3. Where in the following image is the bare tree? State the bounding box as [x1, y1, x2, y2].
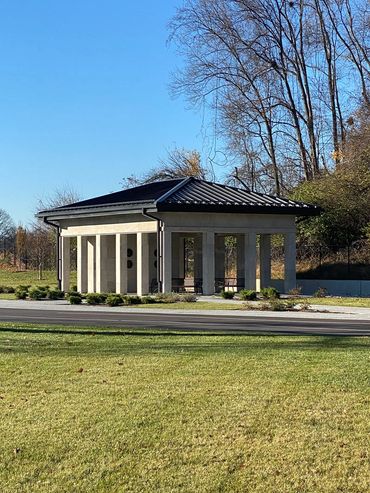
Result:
[169, 0, 369, 193]
[122, 148, 212, 187]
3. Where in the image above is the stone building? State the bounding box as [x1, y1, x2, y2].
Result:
[37, 177, 319, 295]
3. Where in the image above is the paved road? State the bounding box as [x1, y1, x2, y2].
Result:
[0, 306, 369, 335]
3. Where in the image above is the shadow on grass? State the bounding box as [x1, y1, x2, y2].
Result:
[0, 325, 369, 356]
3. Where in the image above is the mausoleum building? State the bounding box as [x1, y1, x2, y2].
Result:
[37, 177, 319, 295]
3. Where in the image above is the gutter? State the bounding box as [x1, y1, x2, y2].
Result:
[43, 217, 62, 290]
[142, 208, 162, 293]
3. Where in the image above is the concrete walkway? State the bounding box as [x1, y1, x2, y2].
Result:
[0, 298, 370, 321]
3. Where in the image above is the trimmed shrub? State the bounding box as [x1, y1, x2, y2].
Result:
[86, 293, 105, 305]
[141, 296, 157, 304]
[28, 287, 45, 300]
[239, 289, 257, 301]
[0, 286, 15, 293]
[69, 294, 82, 305]
[48, 289, 64, 300]
[106, 294, 123, 307]
[260, 287, 280, 299]
[221, 290, 235, 299]
[180, 293, 197, 303]
[66, 290, 80, 299]
[15, 289, 28, 300]
[155, 292, 181, 303]
[16, 285, 31, 293]
[124, 295, 142, 305]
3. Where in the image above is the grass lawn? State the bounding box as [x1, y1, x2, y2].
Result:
[0, 323, 369, 493]
[0, 270, 77, 289]
[305, 297, 370, 308]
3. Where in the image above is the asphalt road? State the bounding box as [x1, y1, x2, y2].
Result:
[0, 306, 369, 335]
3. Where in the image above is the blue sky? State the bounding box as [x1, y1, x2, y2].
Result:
[0, 1, 216, 224]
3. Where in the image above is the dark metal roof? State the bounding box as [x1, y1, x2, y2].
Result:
[55, 178, 184, 209]
[37, 177, 320, 218]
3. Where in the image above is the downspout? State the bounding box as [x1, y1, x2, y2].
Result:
[141, 208, 162, 293]
[43, 217, 61, 290]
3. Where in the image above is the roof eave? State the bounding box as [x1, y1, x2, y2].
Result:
[156, 203, 321, 216]
[36, 201, 158, 221]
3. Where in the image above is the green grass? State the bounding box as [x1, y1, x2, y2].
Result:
[0, 270, 77, 289]
[0, 323, 369, 493]
[136, 301, 239, 310]
[306, 297, 370, 308]
[0, 293, 16, 300]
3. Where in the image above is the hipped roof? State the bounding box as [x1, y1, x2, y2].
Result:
[37, 177, 320, 218]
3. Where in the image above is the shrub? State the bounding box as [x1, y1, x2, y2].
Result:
[16, 285, 30, 293]
[106, 294, 123, 306]
[155, 292, 181, 303]
[260, 287, 280, 299]
[86, 293, 106, 305]
[28, 287, 45, 300]
[239, 289, 257, 301]
[288, 286, 302, 296]
[71, 285, 78, 292]
[123, 295, 142, 305]
[0, 286, 15, 293]
[180, 293, 197, 303]
[221, 290, 235, 299]
[141, 296, 157, 304]
[314, 287, 328, 298]
[47, 289, 64, 300]
[15, 289, 28, 300]
[69, 294, 82, 305]
[66, 290, 80, 299]
[257, 300, 291, 311]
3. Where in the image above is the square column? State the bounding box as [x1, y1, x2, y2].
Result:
[236, 235, 245, 289]
[215, 235, 225, 292]
[116, 234, 128, 294]
[77, 236, 87, 293]
[87, 237, 96, 293]
[137, 232, 150, 296]
[61, 236, 70, 292]
[284, 232, 296, 293]
[95, 235, 102, 293]
[162, 230, 172, 293]
[260, 234, 271, 289]
[172, 234, 185, 292]
[202, 231, 215, 295]
[193, 234, 202, 280]
[244, 233, 256, 290]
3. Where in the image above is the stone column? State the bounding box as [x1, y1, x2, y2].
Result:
[284, 232, 296, 293]
[172, 233, 180, 279]
[236, 235, 245, 289]
[193, 234, 202, 280]
[95, 235, 102, 293]
[77, 236, 87, 293]
[162, 230, 172, 293]
[137, 232, 150, 296]
[61, 236, 70, 292]
[87, 236, 96, 293]
[116, 233, 128, 294]
[178, 237, 185, 279]
[202, 231, 215, 295]
[244, 232, 257, 290]
[215, 235, 225, 291]
[260, 234, 271, 289]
